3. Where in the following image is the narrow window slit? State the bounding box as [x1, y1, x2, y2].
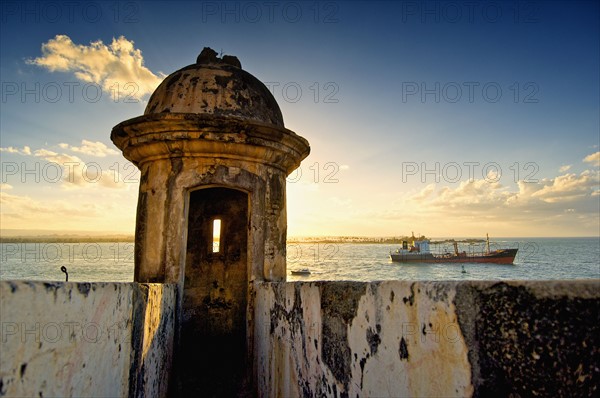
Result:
[212, 219, 221, 253]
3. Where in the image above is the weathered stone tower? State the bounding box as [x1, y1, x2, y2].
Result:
[111, 48, 310, 395]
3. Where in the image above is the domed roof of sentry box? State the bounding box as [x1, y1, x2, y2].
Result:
[144, 47, 284, 127]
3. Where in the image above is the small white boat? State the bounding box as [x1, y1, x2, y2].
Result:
[290, 268, 311, 276]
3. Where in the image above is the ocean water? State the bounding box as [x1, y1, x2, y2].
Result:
[0, 242, 135, 282]
[288, 238, 600, 282]
[1, 238, 598, 283]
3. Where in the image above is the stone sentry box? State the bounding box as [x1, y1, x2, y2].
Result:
[111, 48, 310, 395]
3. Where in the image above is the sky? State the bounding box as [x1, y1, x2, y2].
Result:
[0, 0, 599, 238]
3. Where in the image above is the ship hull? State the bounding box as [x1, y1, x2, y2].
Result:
[390, 249, 518, 264]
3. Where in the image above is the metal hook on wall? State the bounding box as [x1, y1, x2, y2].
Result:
[60, 266, 68, 282]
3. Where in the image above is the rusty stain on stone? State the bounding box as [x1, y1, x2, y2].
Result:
[399, 336, 409, 361]
[403, 282, 415, 306]
[320, 282, 367, 390]
[77, 283, 91, 296]
[366, 326, 381, 355]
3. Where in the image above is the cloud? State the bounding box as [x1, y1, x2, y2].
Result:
[530, 171, 599, 203]
[1, 183, 13, 190]
[423, 179, 510, 210]
[383, 155, 600, 233]
[412, 183, 435, 201]
[0, 146, 31, 155]
[410, 170, 599, 217]
[5, 144, 130, 190]
[27, 35, 165, 100]
[59, 163, 129, 190]
[34, 148, 82, 164]
[59, 140, 118, 157]
[0, 190, 136, 231]
[330, 196, 353, 208]
[0, 191, 99, 218]
[583, 151, 600, 167]
[559, 165, 571, 173]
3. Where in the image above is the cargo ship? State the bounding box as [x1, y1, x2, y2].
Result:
[389, 234, 518, 264]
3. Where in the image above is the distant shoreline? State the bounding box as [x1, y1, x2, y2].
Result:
[1, 235, 596, 244]
[0, 236, 478, 244]
[286, 237, 486, 244]
[0, 236, 135, 243]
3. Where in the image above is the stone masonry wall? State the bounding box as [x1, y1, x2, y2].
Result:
[2, 279, 597, 397]
[0, 281, 176, 398]
[255, 280, 599, 397]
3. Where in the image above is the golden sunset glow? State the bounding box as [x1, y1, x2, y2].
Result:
[0, 3, 598, 239]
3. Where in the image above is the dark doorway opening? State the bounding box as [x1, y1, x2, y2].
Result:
[180, 187, 249, 396]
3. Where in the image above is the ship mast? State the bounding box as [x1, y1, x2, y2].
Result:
[486, 233, 490, 254]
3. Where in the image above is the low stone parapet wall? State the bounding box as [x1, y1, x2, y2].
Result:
[254, 280, 599, 397]
[0, 281, 176, 398]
